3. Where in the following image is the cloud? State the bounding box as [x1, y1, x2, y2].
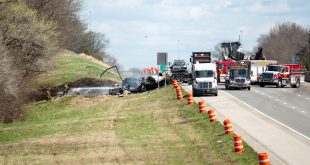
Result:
[80, 0, 310, 69]
[248, 1, 292, 14]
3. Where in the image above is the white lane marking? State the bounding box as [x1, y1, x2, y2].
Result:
[292, 107, 297, 109]
[221, 90, 310, 141]
[283, 102, 287, 105]
[306, 98, 310, 100]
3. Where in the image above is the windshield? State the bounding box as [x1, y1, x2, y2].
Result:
[230, 69, 249, 78]
[266, 66, 281, 72]
[123, 78, 140, 84]
[195, 70, 214, 78]
[173, 60, 185, 66]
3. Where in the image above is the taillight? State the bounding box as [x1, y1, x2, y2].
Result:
[274, 73, 278, 79]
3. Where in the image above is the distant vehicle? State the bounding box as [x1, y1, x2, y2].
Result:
[216, 60, 236, 83]
[190, 52, 218, 96]
[258, 64, 305, 88]
[169, 59, 191, 82]
[122, 77, 146, 93]
[225, 65, 251, 90]
[243, 60, 278, 84]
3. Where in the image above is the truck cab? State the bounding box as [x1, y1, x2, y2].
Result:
[259, 64, 305, 88]
[191, 52, 217, 96]
[225, 65, 251, 90]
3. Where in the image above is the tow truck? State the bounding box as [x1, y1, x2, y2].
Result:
[169, 59, 191, 82]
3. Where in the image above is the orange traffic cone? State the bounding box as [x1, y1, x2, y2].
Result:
[175, 86, 181, 92]
[208, 109, 217, 122]
[223, 119, 233, 134]
[187, 94, 194, 105]
[177, 91, 183, 100]
[198, 101, 207, 113]
[259, 153, 270, 165]
[233, 136, 244, 153]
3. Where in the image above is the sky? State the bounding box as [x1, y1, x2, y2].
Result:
[80, 0, 310, 70]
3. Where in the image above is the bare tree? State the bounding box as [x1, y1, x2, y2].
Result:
[257, 22, 308, 64]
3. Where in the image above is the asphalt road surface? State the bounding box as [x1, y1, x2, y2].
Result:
[221, 83, 310, 138]
[182, 83, 310, 164]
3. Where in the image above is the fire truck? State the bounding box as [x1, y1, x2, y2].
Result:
[216, 60, 236, 83]
[258, 64, 305, 88]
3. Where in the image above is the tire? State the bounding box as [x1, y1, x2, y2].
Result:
[296, 80, 300, 88]
[140, 85, 146, 92]
[248, 87, 251, 90]
[260, 83, 265, 87]
[214, 92, 218, 96]
[192, 87, 198, 97]
[291, 80, 300, 88]
[276, 81, 281, 88]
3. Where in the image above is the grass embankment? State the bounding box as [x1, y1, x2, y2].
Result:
[36, 50, 119, 88]
[0, 87, 258, 164]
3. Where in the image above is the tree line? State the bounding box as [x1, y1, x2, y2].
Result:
[257, 22, 310, 69]
[0, 0, 118, 123]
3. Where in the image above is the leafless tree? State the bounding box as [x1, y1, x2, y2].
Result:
[257, 22, 308, 64]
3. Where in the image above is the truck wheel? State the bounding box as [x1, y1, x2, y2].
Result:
[260, 83, 265, 87]
[276, 81, 281, 88]
[296, 80, 300, 88]
[291, 80, 300, 88]
[192, 88, 198, 97]
[214, 93, 218, 96]
[248, 87, 251, 90]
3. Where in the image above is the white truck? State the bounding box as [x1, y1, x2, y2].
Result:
[191, 52, 218, 96]
[243, 60, 277, 84]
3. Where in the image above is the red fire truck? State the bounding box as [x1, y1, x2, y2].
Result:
[258, 64, 305, 88]
[216, 60, 236, 83]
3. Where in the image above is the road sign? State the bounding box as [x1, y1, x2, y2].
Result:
[160, 65, 166, 72]
[157, 52, 168, 65]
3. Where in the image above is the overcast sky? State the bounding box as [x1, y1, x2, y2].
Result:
[80, 0, 310, 70]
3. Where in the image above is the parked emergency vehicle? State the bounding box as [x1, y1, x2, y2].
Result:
[216, 60, 236, 83]
[244, 60, 277, 84]
[258, 64, 305, 88]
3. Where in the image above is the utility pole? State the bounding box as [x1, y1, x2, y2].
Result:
[178, 40, 180, 59]
[89, 10, 92, 55]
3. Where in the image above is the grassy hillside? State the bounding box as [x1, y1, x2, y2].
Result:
[35, 50, 120, 88]
[0, 87, 258, 164]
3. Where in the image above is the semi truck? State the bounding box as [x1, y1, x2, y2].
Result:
[190, 52, 218, 96]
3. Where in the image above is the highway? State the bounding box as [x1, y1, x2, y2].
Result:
[221, 84, 310, 138]
[182, 83, 310, 165]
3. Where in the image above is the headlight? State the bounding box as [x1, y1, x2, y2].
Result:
[230, 80, 235, 83]
[193, 81, 199, 88]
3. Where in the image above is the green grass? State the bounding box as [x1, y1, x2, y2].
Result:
[36, 50, 119, 87]
[0, 87, 259, 164]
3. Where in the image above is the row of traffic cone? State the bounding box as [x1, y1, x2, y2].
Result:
[171, 80, 270, 164]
